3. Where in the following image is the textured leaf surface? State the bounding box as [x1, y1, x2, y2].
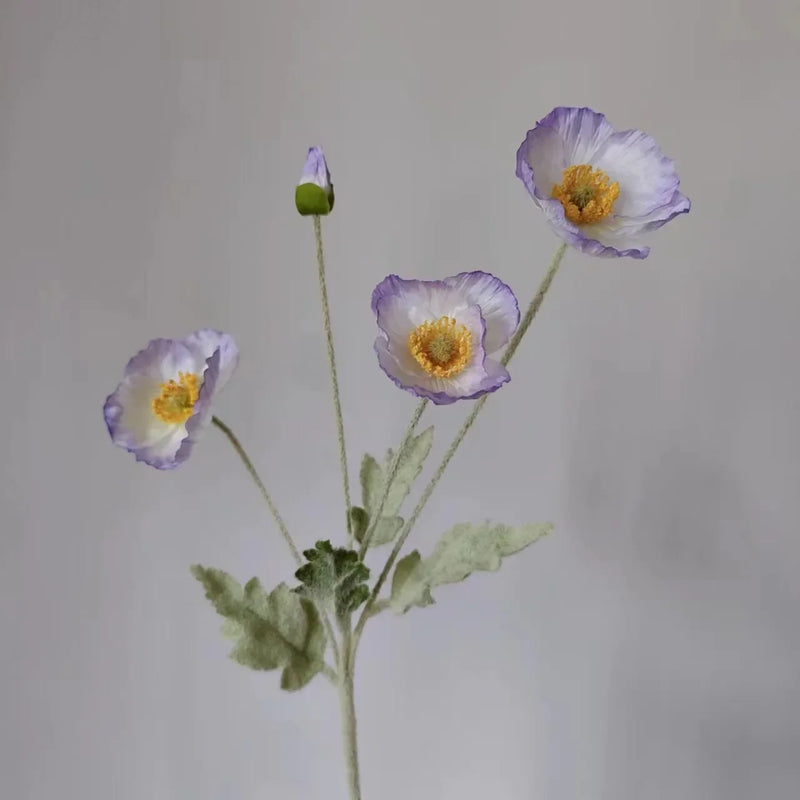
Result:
[295, 540, 370, 618]
[358, 426, 434, 547]
[390, 522, 553, 613]
[192, 566, 325, 690]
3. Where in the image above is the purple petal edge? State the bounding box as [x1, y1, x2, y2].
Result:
[516, 109, 690, 260]
[371, 274, 452, 315]
[103, 341, 224, 470]
[373, 339, 510, 405]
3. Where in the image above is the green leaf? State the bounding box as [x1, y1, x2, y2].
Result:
[391, 551, 434, 612]
[349, 506, 369, 542]
[295, 540, 370, 618]
[369, 515, 404, 547]
[191, 566, 325, 691]
[358, 426, 434, 547]
[389, 522, 553, 614]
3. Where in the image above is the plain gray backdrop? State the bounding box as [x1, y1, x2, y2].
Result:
[1, 0, 798, 798]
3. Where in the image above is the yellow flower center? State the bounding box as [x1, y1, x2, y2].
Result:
[408, 316, 472, 378]
[152, 372, 200, 424]
[552, 164, 619, 225]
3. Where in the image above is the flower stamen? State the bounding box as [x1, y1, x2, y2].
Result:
[408, 317, 472, 378]
[152, 372, 200, 424]
[552, 164, 619, 225]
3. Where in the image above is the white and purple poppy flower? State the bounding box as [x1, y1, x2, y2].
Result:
[372, 272, 519, 405]
[295, 146, 334, 216]
[516, 107, 690, 259]
[103, 329, 238, 469]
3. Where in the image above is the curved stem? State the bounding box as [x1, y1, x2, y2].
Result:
[313, 215, 354, 543]
[358, 399, 428, 557]
[211, 415, 341, 666]
[354, 243, 568, 645]
[211, 416, 301, 564]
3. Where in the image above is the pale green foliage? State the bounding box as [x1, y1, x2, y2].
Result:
[390, 522, 553, 614]
[295, 540, 370, 618]
[191, 566, 326, 691]
[357, 426, 434, 547]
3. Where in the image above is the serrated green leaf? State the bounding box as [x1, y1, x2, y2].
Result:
[358, 426, 434, 548]
[294, 540, 370, 618]
[191, 566, 325, 691]
[389, 522, 553, 614]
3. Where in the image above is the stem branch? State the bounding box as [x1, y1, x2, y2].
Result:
[358, 399, 428, 557]
[211, 415, 341, 665]
[354, 243, 568, 645]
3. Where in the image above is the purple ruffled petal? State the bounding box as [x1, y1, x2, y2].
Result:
[373, 296, 508, 404]
[533, 107, 615, 168]
[298, 146, 332, 192]
[516, 106, 690, 259]
[104, 331, 236, 469]
[593, 129, 682, 218]
[442, 271, 519, 353]
[175, 347, 221, 465]
[372, 274, 451, 316]
[182, 329, 239, 391]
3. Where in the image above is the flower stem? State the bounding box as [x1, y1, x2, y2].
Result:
[211, 415, 302, 564]
[358, 399, 428, 557]
[313, 215, 354, 544]
[211, 415, 341, 665]
[354, 243, 568, 645]
[500, 242, 567, 368]
[339, 626, 363, 800]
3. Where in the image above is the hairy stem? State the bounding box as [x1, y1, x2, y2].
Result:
[354, 243, 568, 644]
[358, 399, 428, 557]
[212, 416, 301, 564]
[211, 415, 341, 665]
[313, 215, 354, 543]
[339, 626, 363, 800]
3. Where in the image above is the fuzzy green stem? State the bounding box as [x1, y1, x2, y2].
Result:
[358, 399, 428, 557]
[212, 416, 302, 564]
[211, 415, 341, 666]
[500, 242, 567, 368]
[339, 626, 363, 800]
[313, 215, 354, 544]
[354, 243, 568, 645]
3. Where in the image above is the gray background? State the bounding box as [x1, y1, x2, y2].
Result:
[1, 0, 798, 798]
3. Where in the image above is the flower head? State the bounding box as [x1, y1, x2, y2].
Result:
[516, 107, 690, 258]
[372, 271, 519, 404]
[104, 329, 239, 469]
[295, 146, 334, 216]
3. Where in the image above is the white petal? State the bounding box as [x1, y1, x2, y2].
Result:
[592, 130, 680, 218]
[443, 272, 519, 353]
[182, 329, 239, 389]
[117, 373, 181, 447]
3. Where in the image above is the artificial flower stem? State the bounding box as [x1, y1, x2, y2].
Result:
[354, 243, 568, 645]
[338, 626, 363, 800]
[500, 242, 567, 368]
[358, 398, 428, 557]
[211, 416, 342, 665]
[313, 215, 354, 544]
[211, 416, 302, 564]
